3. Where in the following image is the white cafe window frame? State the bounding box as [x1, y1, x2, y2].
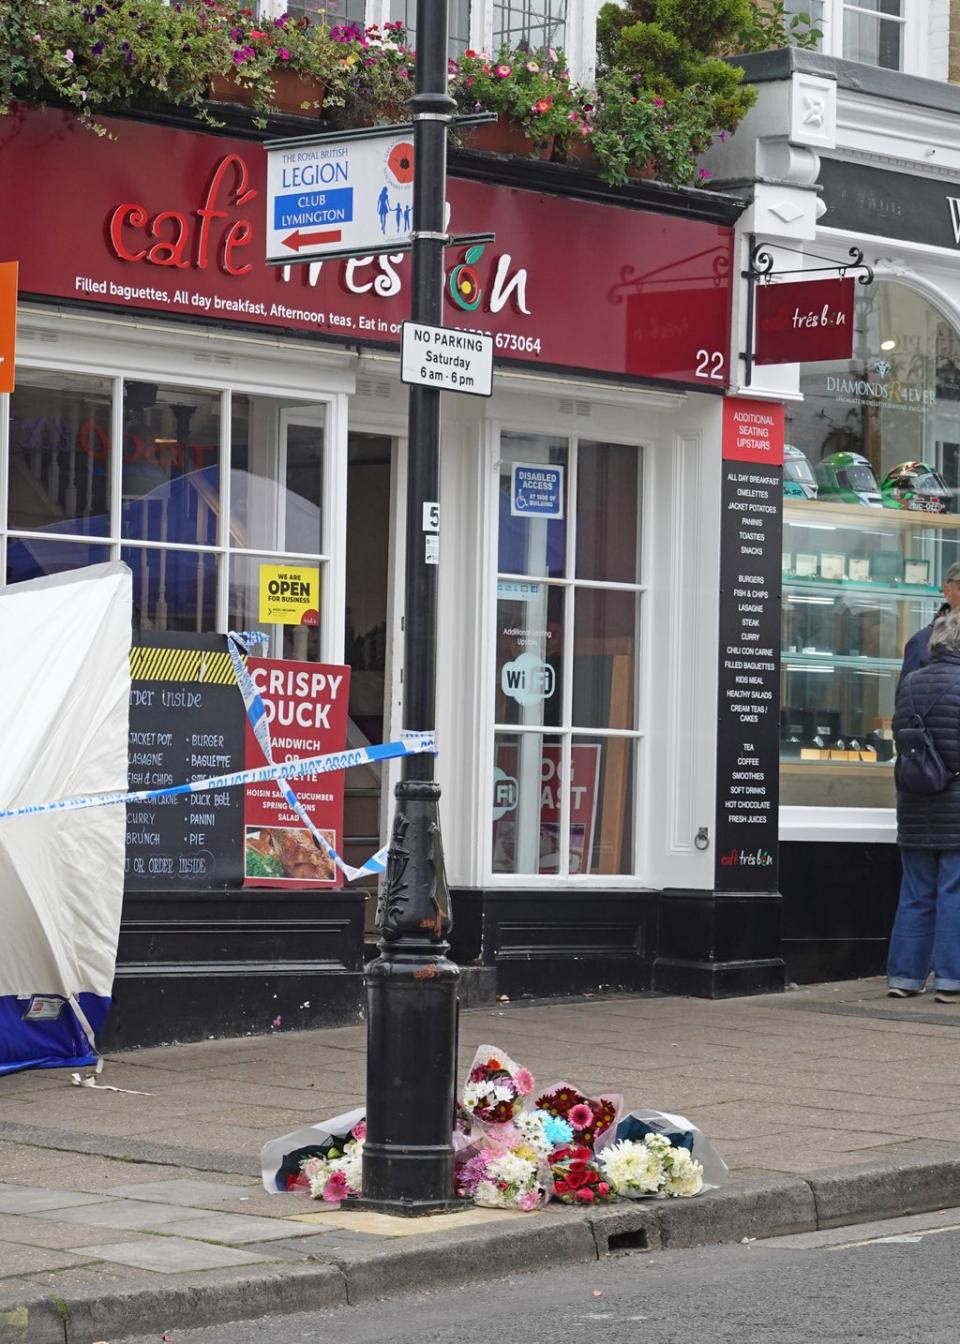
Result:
[0, 309, 353, 666]
[257, 0, 597, 83]
[482, 420, 647, 887]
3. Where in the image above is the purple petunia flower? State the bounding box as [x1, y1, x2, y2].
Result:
[92, 39, 104, 54]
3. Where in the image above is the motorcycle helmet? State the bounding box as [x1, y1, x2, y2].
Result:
[815, 451, 883, 507]
[783, 444, 818, 500]
[880, 461, 952, 514]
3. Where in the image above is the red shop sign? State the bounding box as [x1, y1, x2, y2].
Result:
[0, 106, 733, 388]
[243, 658, 350, 888]
[754, 277, 854, 365]
[722, 397, 785, 466]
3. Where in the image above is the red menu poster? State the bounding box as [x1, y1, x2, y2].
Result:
[243, 658, 350, 888]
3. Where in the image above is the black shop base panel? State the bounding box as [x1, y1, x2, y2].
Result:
[96, 853, 902, 1050]
[779, 840, 901, 985]
[450, 887, 790, 1000]
[98, 888, 367, 1051]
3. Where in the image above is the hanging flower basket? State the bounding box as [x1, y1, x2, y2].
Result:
[464, 115, 554, 161]
[553, 138, 599, 171]
[271, 69, 326, 114]
[208, 70, 325, 115]
[627, 159, 658, 181]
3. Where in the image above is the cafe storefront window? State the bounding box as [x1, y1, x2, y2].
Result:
[782, 279, 960, 807]
[491, 431, 644, 877]
[2, 370, 331, 657]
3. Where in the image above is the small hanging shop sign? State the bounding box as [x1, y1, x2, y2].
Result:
[755, 277, 855, 366]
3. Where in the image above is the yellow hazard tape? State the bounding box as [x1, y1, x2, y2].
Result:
[129, 647, 239, 685]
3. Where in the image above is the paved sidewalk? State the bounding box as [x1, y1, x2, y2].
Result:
[3, 978, 960, 1342]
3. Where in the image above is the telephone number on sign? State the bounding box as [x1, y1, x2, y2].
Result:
[495, 333, 542, 355]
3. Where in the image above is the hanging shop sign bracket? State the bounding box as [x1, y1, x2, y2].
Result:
[740, 237, 873, 386]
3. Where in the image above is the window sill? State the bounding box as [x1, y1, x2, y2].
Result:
[779, 804, 895, 844]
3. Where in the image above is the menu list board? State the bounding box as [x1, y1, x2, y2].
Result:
[125, 633, 246, 890]
[714, 399, 784, 892]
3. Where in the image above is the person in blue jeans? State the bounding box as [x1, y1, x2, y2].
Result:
[888, 608, 960, 1002]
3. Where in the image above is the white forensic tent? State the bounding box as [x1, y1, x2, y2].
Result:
[0, 563, 131, 1073]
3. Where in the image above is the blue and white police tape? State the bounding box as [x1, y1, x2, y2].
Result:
[225, 631, 390, 882]
[0, 733, 436, 826]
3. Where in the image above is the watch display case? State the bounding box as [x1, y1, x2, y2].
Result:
[781, 499, 959, 807]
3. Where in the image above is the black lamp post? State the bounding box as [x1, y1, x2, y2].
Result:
[357, 0, 463, 1214]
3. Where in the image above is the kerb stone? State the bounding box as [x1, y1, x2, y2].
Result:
[657, 1175, 817, 1249]
[807, 1155, 960, 1229]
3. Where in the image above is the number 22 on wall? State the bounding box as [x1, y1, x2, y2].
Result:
[695, 349, 725, 380]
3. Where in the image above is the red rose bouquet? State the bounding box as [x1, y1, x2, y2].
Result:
[549, 1143, 617, 1205]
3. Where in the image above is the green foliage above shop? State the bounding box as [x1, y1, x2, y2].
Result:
[593, 0, 756, 185]
[0, 0, 819, 185]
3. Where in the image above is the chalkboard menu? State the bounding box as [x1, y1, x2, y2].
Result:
[715, 400, 783, 893]
[124, 632, 245, 890]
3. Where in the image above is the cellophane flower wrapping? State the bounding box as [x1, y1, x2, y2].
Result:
[260, 1105, 365, 1193]
[472, 1147, 549, 1211]
[461, 1043, 535, 1129]
[599, 1132, 704, 1199]
[614, 1109, 726, 1191]
[455, 1046, 550, 1210]
[550, 1143, 618, 1205]
[534, 1081, 623, 1151]
[303, 1119, 366, 1202]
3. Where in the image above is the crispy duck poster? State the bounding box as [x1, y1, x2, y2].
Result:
[243, 658, 350, 888]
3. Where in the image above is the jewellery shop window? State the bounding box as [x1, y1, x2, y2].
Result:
[2, 374, 330, 661]
[492, 432, 643, 878]
[781, 280, 960, 808]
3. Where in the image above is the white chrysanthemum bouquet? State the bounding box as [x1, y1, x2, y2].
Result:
[599, 1132, 704, 1199]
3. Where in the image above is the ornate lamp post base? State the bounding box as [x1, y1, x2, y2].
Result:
[353, 779, 463, 1215]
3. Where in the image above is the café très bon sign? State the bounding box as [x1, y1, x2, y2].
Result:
[755, 277, 854, 366]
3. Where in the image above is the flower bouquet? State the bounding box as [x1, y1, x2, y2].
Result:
[615, 1108, 727, 1191]
[260, 1105, 364, 1193]
[460, 1147, 549, 1211]
[303, 1120, 365, 1202]
[599, 1132, 704, 1199]
[549, 1143, 618, 1206]
[461, 1044, 535, 1129]
[535, 1082, 622, 1150]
